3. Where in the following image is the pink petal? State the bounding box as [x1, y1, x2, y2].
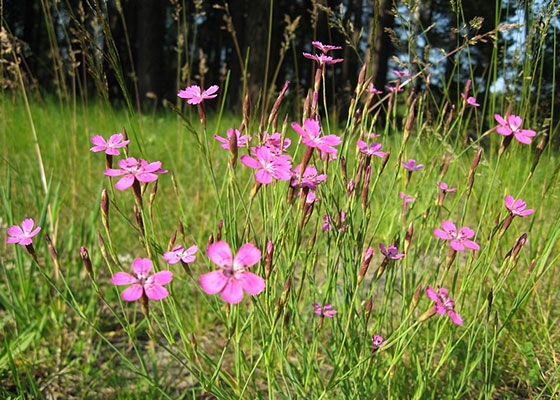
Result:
[147, 270, 173, 285]
[463, 240, 480, 250]
[426, 286, 439, 302]
[21, 218, 34, 233]
[508, 115, 522, 130]
[186, 244, 198, 255]
[203, 85, 219, 97]
[199, 270, 228, 294]
[238, 271, 265, 295]
[104, 168, 125, 177]
[458, 227, 475, 238]
[6, 237, 21, 244]
[135, 172, 159, 183]
[435, 304, 446, 315]
[240, 155, 260, 169]
[7, 225, 23, 237]
[520, 209, 534, 216]
[144, 284, 169, 300]
[121, 284, 143, 301]
[321, 135, 341, 146]
[132, 258, 153, 277]
[90, 135, 107, 146]
[450, 239, 465, 251]
[448, 310, 463, 325]
[206, 241, 233, 267]
[105, 148, 120, 156]
[221, 280, 244, 304]
[514, 132, 533, 144]
[234, 243, 262, 269]
[18, 237, 32, 246]
[163, 251, 180, 264]
[494, 114, 507, 126]
[28, 226, 41, 237]
[107, 133, 123, 145]
[90, 145, 107, 152]
[255, 169, 273, 184]
[115, 175, 135, 190]
[519, 129, 536, 137]
[142, 161, 163, 173]
[441, 220, 457, 233]
[433, 229, 452, 240]
[504, 195, 514, 208]
[496, 127, 512, 136]
[112, 272, 137, 285]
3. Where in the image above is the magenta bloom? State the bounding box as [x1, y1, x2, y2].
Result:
[379, 243, 405, 260]
[262, 132, 291, 153]
[437, 182, 457, 193]
[401, 159, 424, 171]
[371, 335, 385, 350]
[393, 70, 410, 78]
[434, 220, 479, 252]
[6, 218, 41, 246]
[322, 212, 346, 232]
[214, 128, 251, 150]
[177, 84, 219, 105]
[385, 85, 404, 93]
[494, 114, 536, 144]
[90, 133, 130, 156]
[368, 84, 382, 95]
[311, 41, 342, 53]
[163, 245, 198, 265]
[291, 119, 341, 158]
[357, 140, 385, 158]
[104, 157, 165, 190]
[426, 286, 463, 325]
[241, 146, 293, 184]
[504, 195, 534, 217]
[312, 303, 338, 317]
[199, 241, 265, 304]
[399, 191, 415, 206]
[461, 93, 479, 107]
[291, 164, 327, 191]
[302, 52, 343, 65]
[112, 258, 173, 301]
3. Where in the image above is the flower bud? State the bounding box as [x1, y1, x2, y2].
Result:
[100, 188, 109, 231]
[80, 245, 94, 279]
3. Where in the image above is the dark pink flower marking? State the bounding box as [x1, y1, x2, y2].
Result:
[494, 114, 536, 144]
[177, 84, 219, 105]
[379, 243, 405, 260]
[90, 133, 130, 156]
[241, 146, 293, 184]
[112, 258, 173, 301]
[104, 157, 166, 190]
[163, 245, 198, 265]
[433, 220, 479, 252]
[312, 303, 338, 317]
[199, 241, 265, 304]
[504, 195, 534, 217]
[6, 218, 41, 246]
[426, 286, 463, 325]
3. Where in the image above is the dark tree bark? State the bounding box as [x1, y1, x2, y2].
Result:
[368, 0, 394, 94]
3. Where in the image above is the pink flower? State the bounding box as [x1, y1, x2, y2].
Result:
[312, 303, 338, 317]
[302, 53, 343, 65]
[112, 258, 173, 301]
[199, 241, 265, 304]
[262, 132, 291, 153]
[433, 220, 479, 252]
[385, 85, 403, 93]
[90, 133, 130, 156]
[494, 114, 537, 144]
[368, 84, 382, 95]
[214, 129, 251, 150]
[357, 140, 385, 158]
[291, 165, 327, 190]
[163, 245, 198, 265]
[379, 243, 405, 260]
[461, 93, 479, 107]
[504, 195, 534, 217]
[393, 70, 410, 78]
[311, 41, 342, 53]
[104, 157, 166, 190]
[401, 159, 424, 171]
[177, 84, 219, 105]
[371, 335, 385, 350]
[241, 146, 293, 184]
[399, 191, 415, 206]
[291, 119, 341, 158]
[322, 212, 346, 232]
[425, 286, 463, 325]
[437, 182, 457, 193]
[6, 218, 41, 246]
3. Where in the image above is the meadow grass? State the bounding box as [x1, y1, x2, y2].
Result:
[2, 2, 560, 399]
